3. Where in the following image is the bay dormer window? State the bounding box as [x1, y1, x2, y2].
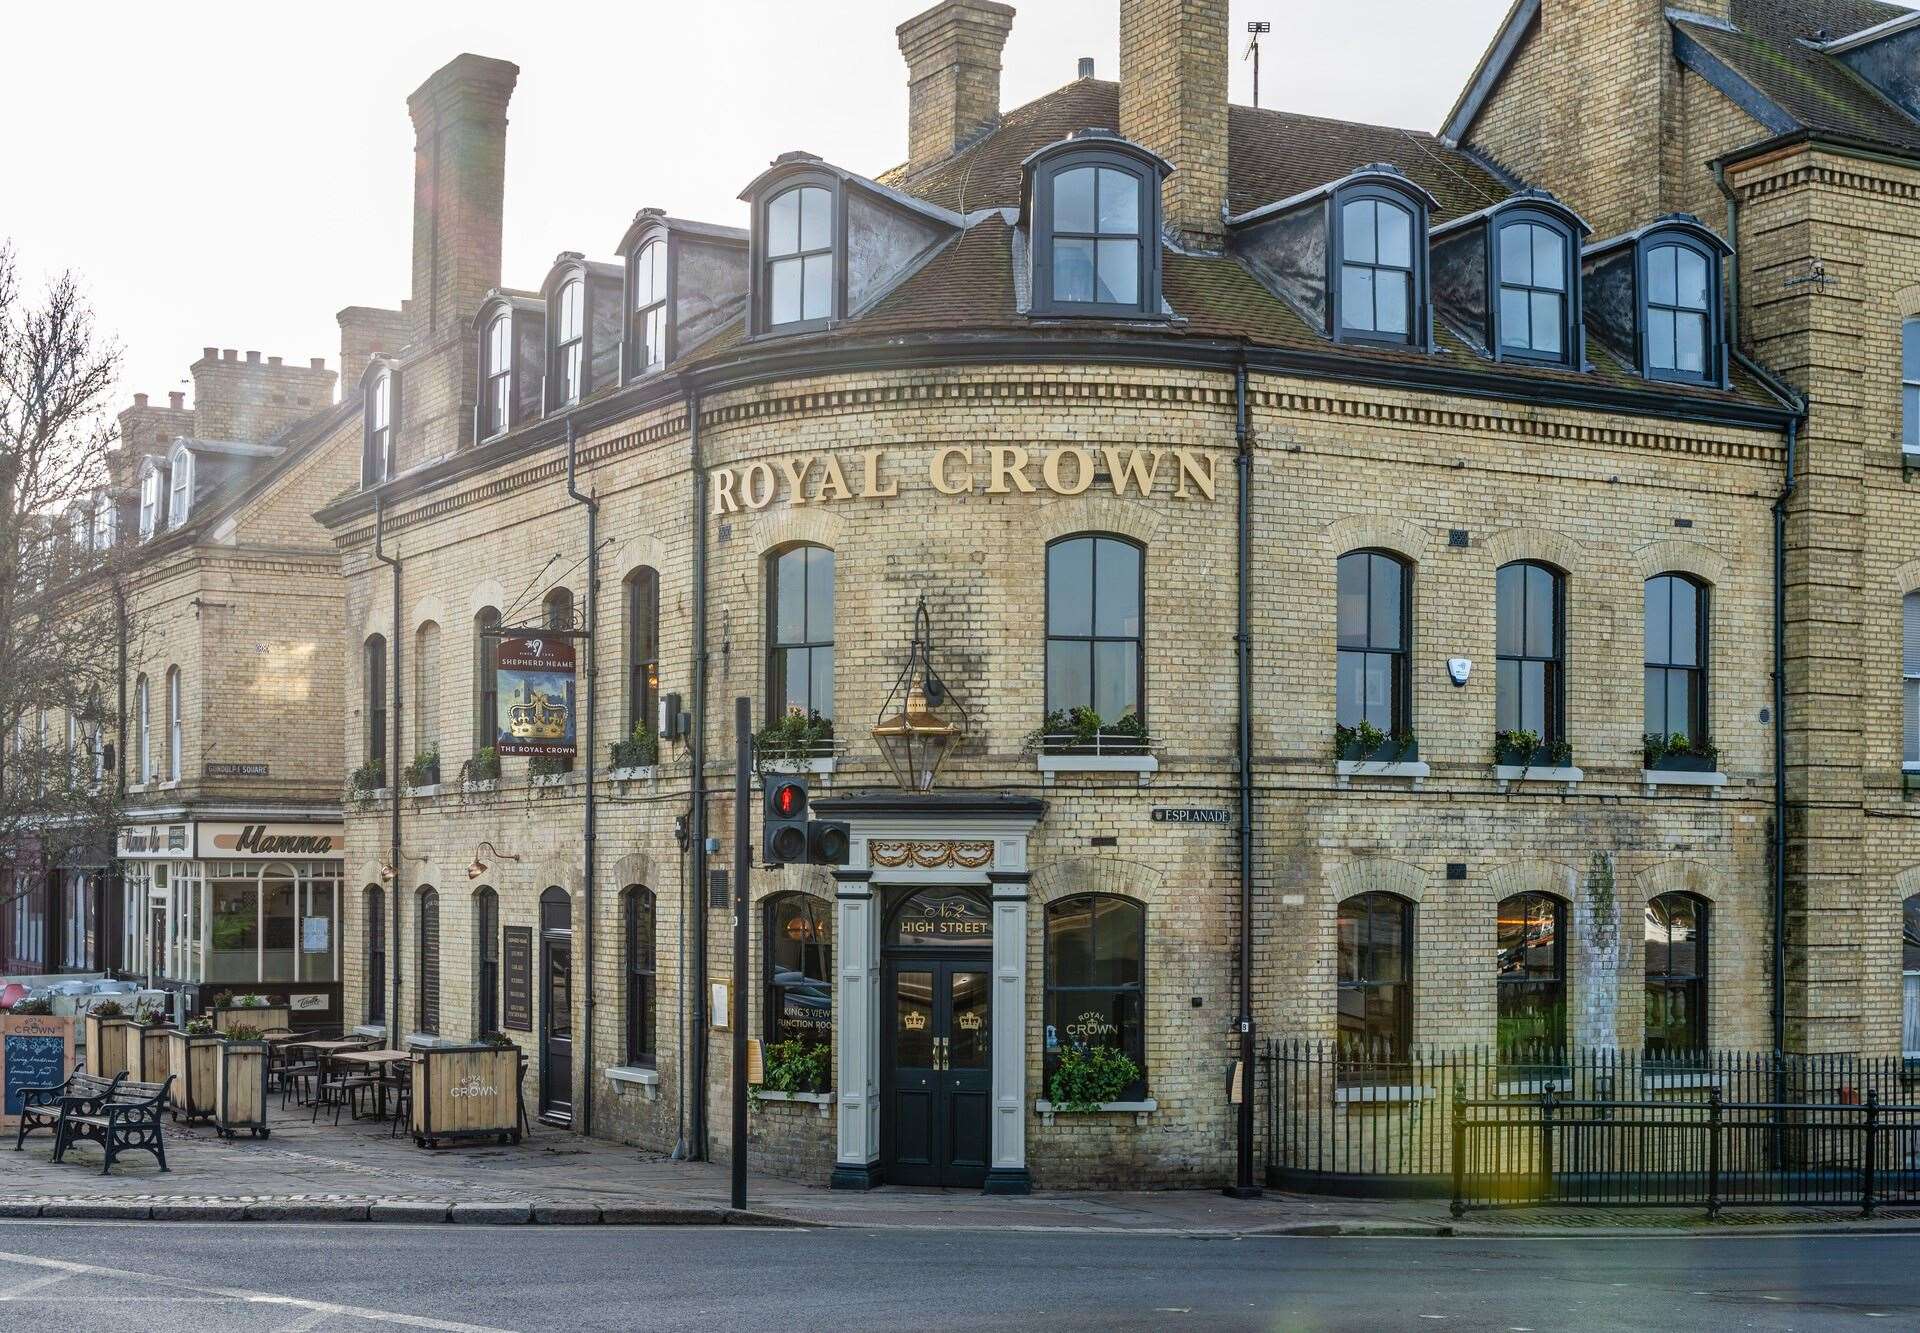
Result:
[361, 362, 396, 487]
[554, 278, 584, 404]
[541, 254, 622, 413]
[138, 460, 164, 539]
[766, 184, 834, 329]
[91, 494, 116, 551]
[617, 209, 749, 378]
[1022, 131, 1167, 319]
[1429, 192, 1588, 368]
[471, 292, 543, 444]
[484, 312, 512, 433]
[1582, 215, 1732, 388]
[630, 239, 666, 375]
[167, 443, 193, 527]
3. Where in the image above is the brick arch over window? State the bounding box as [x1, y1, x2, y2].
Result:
[613, 535, 669, 586]
[1893, 865, 1920, 900]
[1893, 560, 1920, 598]
[1483, 525, 1585, 577]
[1632, 539, 1728, 587]
[408, 594, 448, 637]
[1897, 284, 1920, 321]
[611, 852, 657, 892]
[1634, 859, 1722, 905]
[752, 505, 844, 558]
[531, 859, 582, 897]
[1031, 855, 1164, 908]
[1485, 859, 1578, 903]
[1034, 495, 1161, 548]
[468, 579, 507, 623]
[751, 862, 834, 906]
[1328, 857, 1427, 904]
[1322, 515, 1431, 565]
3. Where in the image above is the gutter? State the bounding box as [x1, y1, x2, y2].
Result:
[374, 499, 403, 1043]
[564, 421, 599, 1138]
[1226, 350, 1260, 1201]
[687, 391, 710, 1161]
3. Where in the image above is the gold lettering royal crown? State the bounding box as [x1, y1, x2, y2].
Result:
[902, 1009, 929, 1032]
[508, 691, 570, 739]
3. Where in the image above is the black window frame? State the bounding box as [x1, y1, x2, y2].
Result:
[1496, 891, 1566, 1061]
[544, 587, 575, 632]
[1029, 146, 1163, 319]
[625, 234, 672, 378]
[364, 635, 387, 771]
[473, 886, 499, 1037]
[765, 543, 835, 724]
[1638, 230, 1723, 386]
[474, 607, 500, 759]
[416, 885, 440, 1037]
[1335, 549, 1411, 736]
[1336, 891, 1414, 1063]
[1495, 561, 1567, 748]
[624, 885, 657, 1067]
[1904, 317, 1920, 454]
[365, 885, 385, 1025]
[626, 567, 660, 736]
[1332, 182, 1430, 350]
[1493, 208, 1579, 366]
[750, 171, 842, 336]
[1043, 893, 1148, 1099]
[1043, 533, 1145, 726]
[1644, 572, 1710, 745]
[764, 892, 832, 1054]
[1644, 891, 1708, 1060]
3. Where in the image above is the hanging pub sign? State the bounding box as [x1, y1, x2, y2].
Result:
[495, 635, 577, 758]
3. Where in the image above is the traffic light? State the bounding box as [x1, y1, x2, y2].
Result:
[808, 818, 851, 866]
[764, 775, 810, 865]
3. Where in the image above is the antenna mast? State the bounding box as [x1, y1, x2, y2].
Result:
[1245, 20, 1272, 109]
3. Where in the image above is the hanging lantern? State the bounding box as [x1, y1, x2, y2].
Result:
[872, 598, 967, 792]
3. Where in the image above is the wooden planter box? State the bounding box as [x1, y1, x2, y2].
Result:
[409, 1045, 525, 1148]
[137, 1026, 172, 1085]
[165, 1030, 224, 1123]
[212, 1004, 290, 1035]
[84, 1015, 139, 1078]
[215, 1038, 272, 1139]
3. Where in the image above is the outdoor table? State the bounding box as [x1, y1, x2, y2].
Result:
[291, 1039, 377, 1111]
[331, 1049, 411, 1120]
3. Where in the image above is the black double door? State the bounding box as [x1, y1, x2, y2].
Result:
[884, 957, 992, 1188]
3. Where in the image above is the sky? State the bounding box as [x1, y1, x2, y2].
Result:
[1, 0, 1511, 409]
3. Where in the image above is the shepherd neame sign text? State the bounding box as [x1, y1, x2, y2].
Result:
[712, 446, 1218, 514]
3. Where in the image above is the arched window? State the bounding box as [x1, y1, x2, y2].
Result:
[414, 621, 441, 762]
[365, 369, 393, 485]
[1495, 561, 1565, 751]
[1645, 892, 1707, 1058]
[1337, 189, 1420, 344]
[1337, 892, 1412, 1060]
[765, 893, 831, 1052]
[763, 184, 834, 330]
[1645, 574, 1708, 745]
[630, 239, 667, 374]
[474, 886, 499, 1036]
[1044, 894, 1147, 1096]
[363, 635, 387, 774]
[364, 885, 385, 1025]
[482, 311, 512, 439]
[1045, 534, 1143, 726]
[474, 607, 500, 758]
[543, 587, 574, 632]
[1643, 239, 1714, 382]
[767, 544, 834, 722]
[165, 666, 182, 782]
[1028, 144, 1161, 317]
[167, 445, 193, 526]
[139, 463, 162, 540]
[1496, 216, 1573, 363]
[553, 277, 585, 405]
[1496, 893, 1565, 1059]
[134, 674, 150, 784]
[1903, 894, 1920, 1060]
[625, 567, 659, 737]
[1904, 319, 1920, 455]
[1336, 550, 1409, 736]
[416, 886, 440, 1036]
[624, 886, 656, 1066]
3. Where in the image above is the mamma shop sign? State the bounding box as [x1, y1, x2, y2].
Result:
[712, 445, 1219, 514]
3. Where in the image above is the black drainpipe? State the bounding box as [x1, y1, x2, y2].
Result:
[687, 389, 710, 1160]
[1771, 414, 1797, 1066]
[1226, 350, 1261, 1199]
[374, 499, 404, 1042]
[565, 420, 599, 1138]
[112, 577, 128, 798]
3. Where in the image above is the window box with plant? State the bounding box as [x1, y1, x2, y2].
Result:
[403, 747, 441, 790]
[349, 757, 387, 802]
[463, 747, 501, 790]
[1035, 1043, 1152, 1123]
[1332, 722, 1427, 787]
[1644, 731, 1718, 773]
[529, 754, 576, 787]
[754, 707, 836, 775]
[610, 723, 659, 777]
[1026, 707, 1158, 782]
[1491, 729, 1581, 787]
[750, 1038, 832, 1110]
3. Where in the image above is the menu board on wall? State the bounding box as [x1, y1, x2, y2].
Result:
[2, 1014, 75, 1129]
[502, 926, 534, 1032]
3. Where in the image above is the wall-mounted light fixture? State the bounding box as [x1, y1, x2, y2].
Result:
[468, 840, 523, 881]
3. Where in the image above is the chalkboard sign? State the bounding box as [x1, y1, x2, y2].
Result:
[502, 926, 533, 1032]
[2, 1014, 75, 1127]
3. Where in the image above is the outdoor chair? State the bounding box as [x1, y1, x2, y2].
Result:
[13, 1067, 117, 1152]
[52, 1074, 175, 1175]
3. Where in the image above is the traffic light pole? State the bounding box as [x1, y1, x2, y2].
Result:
[731, 695, 751, 1210]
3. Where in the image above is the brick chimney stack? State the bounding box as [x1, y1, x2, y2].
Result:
[407, 53, 518, 344]
[1119, 0, 1229, 248]
[896, 0, 1016, 178]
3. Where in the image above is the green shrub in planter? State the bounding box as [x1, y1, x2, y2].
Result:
[1048, 1044, 1141, 1113]
[404, 748, 441, 787]
[758, 1039, 831, 1094]
[753, 708, 835, 771]
[466, 748, 501, 782]
[12, 997, 52, 1015]
[611, 723, 659, 770]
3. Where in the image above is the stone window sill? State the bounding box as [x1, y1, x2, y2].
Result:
[607, 1065, 660, 1101]
[607, 766, 656, 783]
[761, 758, 835, 776]
[157, 780, 181, 792]
[1334, 760, 1429, 790]
[351, 787, 392, 803]
[531, 772, 584, 790]
[1493, 765, 1583, 792]
[1333, 1084, 1436, 1105]
[1035, 753, 1158, 785]
[404, 1032, 459, 1049]
[350, 1025, 387, 1040]
[1640, 769, 1728, 794]
[462, 778, 499, 795]
[402, 783, 444, 799]
[753, 1088, 834, 1117]
[1034, 1097, 1157, 1126]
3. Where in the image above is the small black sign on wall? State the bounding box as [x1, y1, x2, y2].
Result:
[502, 926, 534, 1032]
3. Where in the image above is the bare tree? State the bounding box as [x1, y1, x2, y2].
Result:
[0, 240, 130, 902]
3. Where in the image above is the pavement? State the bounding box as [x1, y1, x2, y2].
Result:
[5, 1096, 1920, 1238]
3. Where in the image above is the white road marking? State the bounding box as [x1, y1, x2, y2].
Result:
[271, 1308, 337, 1332]
[0, 1249, 512, 1331]
[0, 1270, 74, 1300]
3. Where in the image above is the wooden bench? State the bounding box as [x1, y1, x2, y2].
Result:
[53, 1074, 175, 1175]
[13, 1069, 120, 1153]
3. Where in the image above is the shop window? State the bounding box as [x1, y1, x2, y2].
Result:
[474, 607, 501, 761]
[624, 886, 656, 1066]
[1645, 574, 1708, 747]
[1337, 892, 1412, 1062]
[1336, 550, 1409, 736]
[365, 886, 385, 1025]
[474, 887, 499, 1035]
[625, 567, 659, 738]
[1904, 894, 1920, 1060]
[1044, 894, 1147, 1098]
[1645, 892, 1707, 1059]
[765, 893, 831, 1053]
[260, 863, 298, 983]
[1044, 534, 1143, 727]
[766, 544, 834, 724]
[1495, 561, 1565, 749]
[208, 872, 259, 984]
[417, 886, 440, 1036]
[1496, 892, 1565, 1060]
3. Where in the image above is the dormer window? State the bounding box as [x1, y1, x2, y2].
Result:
[1024, 134, 1166, 319]
[139, 464, 163, 540]
[471, 292, 543, 444]
[631, 240, 667, 374]
[483, 313, 511, 437]
[541, 255, 622, 412]
[1581, 216, 1730, 388]
[1429, 192, 1586, 368]
[167, 445, 193, 527]
[1333, 182, 1431, 346]
[1645, 241, 1712, 381]
[363, 367, 394, 486]
[554, 278, 584, 405]
[766, 185, 833, 328]
[91, 495, 115, 551]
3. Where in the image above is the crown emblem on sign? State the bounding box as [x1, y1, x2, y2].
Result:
[957, 1011, 983, 1032]
[902, 1010, 929, 1032]
[508, 691, 570, 739]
